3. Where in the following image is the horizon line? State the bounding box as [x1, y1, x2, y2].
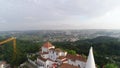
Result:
[1, 29, 120, 32]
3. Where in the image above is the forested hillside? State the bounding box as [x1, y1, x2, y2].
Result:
[0, 36, 120, 67]
[53, 36, 120, 67]
[0, 39, 42, 67]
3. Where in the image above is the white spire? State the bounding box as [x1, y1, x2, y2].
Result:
[85, 47, 96, 68]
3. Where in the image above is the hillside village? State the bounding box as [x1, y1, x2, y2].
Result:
[27, 42, 95, 68]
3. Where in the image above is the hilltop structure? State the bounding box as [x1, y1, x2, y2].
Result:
[36, 42, 96, 68]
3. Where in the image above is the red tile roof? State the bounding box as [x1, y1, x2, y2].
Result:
[55, 48, 63, 52]
[66, 54, 86, 62]
[57, 56, 66, 60]
[60, 63, 80, 68]
[43, 42, 54, 48]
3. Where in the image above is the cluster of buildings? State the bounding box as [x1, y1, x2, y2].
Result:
[43, 37, 79, 42]
[36, 42, 96, 68]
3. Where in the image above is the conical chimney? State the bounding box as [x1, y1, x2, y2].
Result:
[85, 47, 96, 68]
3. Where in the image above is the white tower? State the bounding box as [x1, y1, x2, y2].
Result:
[85, 47, 96, 68]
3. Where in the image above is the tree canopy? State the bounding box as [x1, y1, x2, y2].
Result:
[104, 63, 118, 68]
[53, 36, 120, 67]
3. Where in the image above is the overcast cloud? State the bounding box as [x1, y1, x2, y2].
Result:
[0, 0, 120, 31]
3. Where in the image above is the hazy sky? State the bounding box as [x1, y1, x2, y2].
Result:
[0, 0, 120, 31]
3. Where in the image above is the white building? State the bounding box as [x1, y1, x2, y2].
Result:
[36, 42, 96, 68]
[66, 54, 86, 68]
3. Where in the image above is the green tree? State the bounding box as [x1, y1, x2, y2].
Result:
[67, 50, 76, 55]
[104, 63, 118, 68]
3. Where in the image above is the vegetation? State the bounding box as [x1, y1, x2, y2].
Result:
[104, 63, 118, 68]
[65, 49, 76, 55]
[53, 36, 120, 67]
[0, 36, 120, 68]
[0, 39, 42, 67]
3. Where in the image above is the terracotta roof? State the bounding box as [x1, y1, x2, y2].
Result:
[38, 56, 47, 62]
[55, 48, 66, 52]
[57, 56, 66, 60]
[60, 63, 80, 68]
[43, 42, 54, 48]
[66, 54, 86, 62]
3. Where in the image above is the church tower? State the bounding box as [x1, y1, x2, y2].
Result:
[85, 47, 96, 68]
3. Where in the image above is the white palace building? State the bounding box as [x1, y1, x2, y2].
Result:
[36, 42, 96, 68]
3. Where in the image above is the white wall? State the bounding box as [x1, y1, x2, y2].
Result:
[67, 59, 86, 68]
[68, 59, 76, 65]
[37, 58, 45, 66]
[49, 50, 57, 61]
[45, 60, 55, 68]
[76, 60, 86, 68]
[42, 47, 49, 52]
[48, 46, 55, 49]
[61, 52, 67, 56]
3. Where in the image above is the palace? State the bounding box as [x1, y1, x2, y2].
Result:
[36, 42, 96, 68]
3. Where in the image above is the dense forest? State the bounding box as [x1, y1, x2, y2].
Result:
[0, 36, 120, 68]
[0, 39, 42, 67]
[53, 36, 120, 67]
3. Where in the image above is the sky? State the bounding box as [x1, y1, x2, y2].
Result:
[0, 0, 120, 31]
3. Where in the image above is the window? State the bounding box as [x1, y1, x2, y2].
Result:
[78, 64, 80, 68]
[51, 56, 52, 58]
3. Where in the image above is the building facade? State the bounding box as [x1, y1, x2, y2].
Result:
[36, 42, 87, 68]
